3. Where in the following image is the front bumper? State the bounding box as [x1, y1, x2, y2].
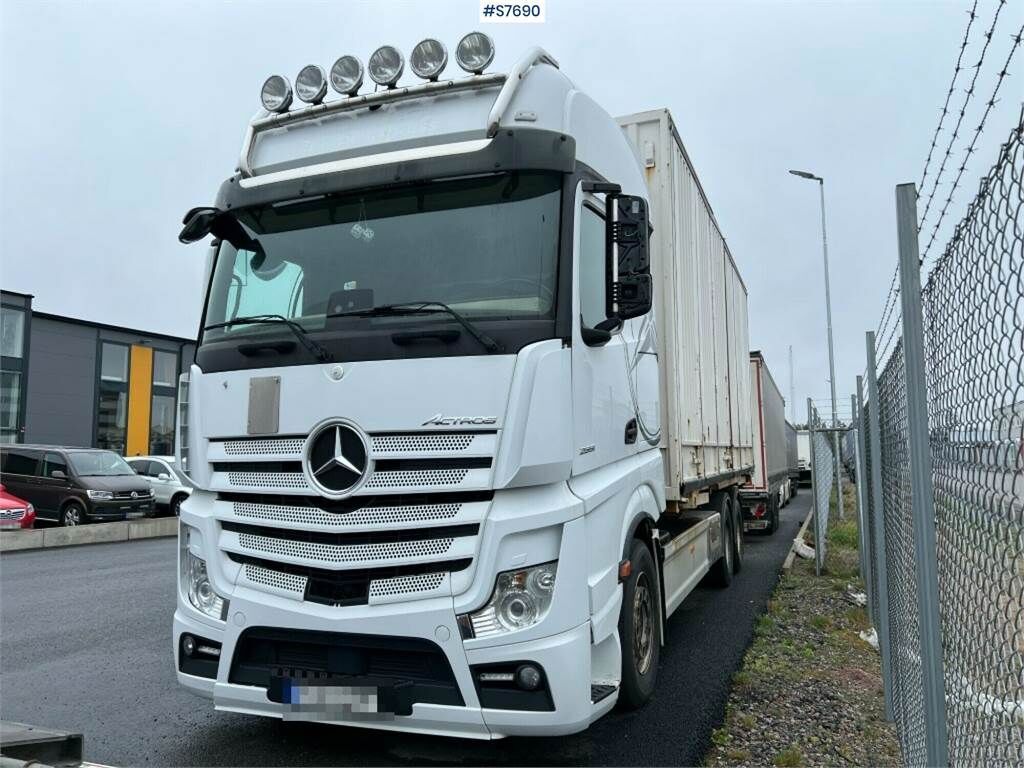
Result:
[88, 500, 155, 521]
[174, 483, 610, 738]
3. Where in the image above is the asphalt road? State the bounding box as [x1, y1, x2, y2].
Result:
[1, 493, 809, 767]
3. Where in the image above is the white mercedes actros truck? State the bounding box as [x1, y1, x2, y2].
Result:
[173, 34, 753, 738]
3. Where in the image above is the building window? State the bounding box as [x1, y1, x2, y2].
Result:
[1, 308, 25, 359]
[97, 342, 130, 452]
[152, 351, 178, 388]
[1, 306, 27, 443]
[0, 371, 21, 444]
[149, 394, 176, 456]
[100, 342, 129, 382]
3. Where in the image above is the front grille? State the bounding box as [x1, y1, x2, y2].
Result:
[206, 431, 495, 605]
[229, 628, 464, 713]
[229, 552, 471, 607]
[0, 508, 26, 521]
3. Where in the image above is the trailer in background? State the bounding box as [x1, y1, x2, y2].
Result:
[785, 421, 799, 497]
[796, 429, 812, 485]
[740, 351, 790, 534]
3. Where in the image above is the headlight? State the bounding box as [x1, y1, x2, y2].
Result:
[260, 74, 293, 113]
[456, 31, 495, 74]
[87, 490, 113, 500]
[410, 38, 447, 81]
[295, 64, 327, 104]
[368, 45, 404, 87]
[330, 55, 363, 96]
[460, 561, 557, 639]
[180, 525, 228, 621]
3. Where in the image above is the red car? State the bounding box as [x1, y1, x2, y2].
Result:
[0, 483, 35, 529]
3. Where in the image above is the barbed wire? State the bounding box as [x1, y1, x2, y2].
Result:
[918, 0, 981, 192]
[920, 22, 1024, 264]
[917, 0, 1009, 232]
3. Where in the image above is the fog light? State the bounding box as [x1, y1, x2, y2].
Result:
[516, 664, 542, 691]
[182, 634, 196, 657]
[478, 671, 514, 683]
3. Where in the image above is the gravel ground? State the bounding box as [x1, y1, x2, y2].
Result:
[704, 485, 900, 768]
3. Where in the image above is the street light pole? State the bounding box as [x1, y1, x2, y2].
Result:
[790, 169, 844, 518]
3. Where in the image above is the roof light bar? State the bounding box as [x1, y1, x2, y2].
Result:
[260, 75, 293, 113]
[368, 45, 404, 87]
[295, 65, 328, 104]
[456, 32, 495, 74]
[330, 55, 364, 96]
[410, 38, 448, 81]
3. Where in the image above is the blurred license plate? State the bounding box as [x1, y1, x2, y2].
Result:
[745, 520, 769, 530]
[282, 683, 386, 720]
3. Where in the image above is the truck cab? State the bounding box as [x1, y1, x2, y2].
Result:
[173, 35, 747, 738]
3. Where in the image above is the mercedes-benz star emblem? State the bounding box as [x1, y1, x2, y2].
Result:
[303, 421, 370, 497]
[131, 491, 138, 499]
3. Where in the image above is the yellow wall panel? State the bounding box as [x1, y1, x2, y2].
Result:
[126, 345, 153, 456]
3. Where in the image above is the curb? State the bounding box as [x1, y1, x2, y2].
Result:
[0, 517, 177, 553]
[783, 505, 815, 572]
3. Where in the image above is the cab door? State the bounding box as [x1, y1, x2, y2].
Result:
[38, 452, 72, 515]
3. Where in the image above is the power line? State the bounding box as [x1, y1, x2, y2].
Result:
[918, 0, 981, 192]
[918, 0, 1009, 232]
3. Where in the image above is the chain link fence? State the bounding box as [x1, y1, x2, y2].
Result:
[854, 109, 1023, 766]
[806, 402, 835, 576]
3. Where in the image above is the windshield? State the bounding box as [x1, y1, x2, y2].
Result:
[202, 172, 561, 347]
[68, 451, 136, 476]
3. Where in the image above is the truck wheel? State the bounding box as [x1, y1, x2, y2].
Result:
[710, 494, 734, 587]
[768, 497, 780, 535]
[170, 494, 187, 517]
[617, 539, 661, 710]
[730, 496, 744, 574]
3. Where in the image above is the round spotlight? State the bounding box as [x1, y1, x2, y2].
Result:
[368, 45, 404, 87]
[182, 634, 196, 657]
[515, 664, 542, 691]
[410, 38, 448, 80]
[260, 74, 293, 113]
[456, 31, 495, 74]
[330, 55, 364, 96]
[295, 64, 328, 104]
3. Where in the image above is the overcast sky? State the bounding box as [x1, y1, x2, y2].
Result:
[2, 0, 1021, 420]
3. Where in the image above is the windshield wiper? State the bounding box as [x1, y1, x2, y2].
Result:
[327, 302, 504, 354]
[204, 315, 334, 363]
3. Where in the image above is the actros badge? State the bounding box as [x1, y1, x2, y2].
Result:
[421, 413, 498, 427]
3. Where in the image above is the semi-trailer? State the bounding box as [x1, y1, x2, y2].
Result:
[785, 420, 800, 497]
[173, 34, 753, 738]
[739, 351, 790, 534]
[796, 429, 812, 486]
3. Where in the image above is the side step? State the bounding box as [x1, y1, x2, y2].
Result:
[590, 683, 617, 704]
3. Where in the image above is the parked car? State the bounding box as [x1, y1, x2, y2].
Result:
[0, 445, 155, 526]
[0, 483, 36, 529]
[127, 456, 191, 516]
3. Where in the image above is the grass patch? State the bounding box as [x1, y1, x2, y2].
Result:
[810, 615, 831, 630]
[773, 746, 803, 767]
[755, 615, 776, 635]
[711, 726, 731, 746]
[829, 519, 860, 549]
[726, 747, 752, 762]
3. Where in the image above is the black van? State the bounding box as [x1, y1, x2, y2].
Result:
[0, 445, 155, 526]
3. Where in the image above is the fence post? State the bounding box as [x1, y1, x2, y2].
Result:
[851, 390, 868, 591]
[866, 331, 894, 722]
[895, 183, 948, 766]
[807, 398, 823, 576]
[854, 378, 873, 618]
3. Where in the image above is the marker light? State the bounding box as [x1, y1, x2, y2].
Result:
[410, 38, 448, 80]
[295, 64, 328, 104]
[260, 75, 293, 113]
[456, 32, 495, 74]
[330, 55, 364, 96]
[368, 45, 404, 87]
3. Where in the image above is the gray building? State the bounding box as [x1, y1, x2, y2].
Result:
[1, 290, 195, 456]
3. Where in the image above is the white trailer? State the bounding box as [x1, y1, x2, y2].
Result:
[797, 429, 812, 485]
[739, 351, 789, 534]
[618, 111, 754, 504]
[785, 420, 800, 497]
[173, 36, 752, 738]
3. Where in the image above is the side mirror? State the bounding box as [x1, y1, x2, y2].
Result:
[158, 473, 171, 481]
[179, 207, 221, 244]
[605, 194, 652, 320]
[50, 470, 66, 480]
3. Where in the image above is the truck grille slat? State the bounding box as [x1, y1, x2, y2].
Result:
[232, 500, 464, 527]
[236, 532, 456, 564]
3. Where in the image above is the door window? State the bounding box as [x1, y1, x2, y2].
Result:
[1, 447, 40, 476]
[152, 351, 178, 388]
[128, 459, 152, 476]
[579, 206, 607, 329]
[43, 452, 68, 479]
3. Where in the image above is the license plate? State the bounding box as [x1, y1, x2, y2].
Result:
[745, 520, 769, 530]
[281, 683, 389, 722]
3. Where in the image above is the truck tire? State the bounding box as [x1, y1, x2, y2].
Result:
[617, 539, 661, 710]
[728, 489, 744, 574]
[709, 494, 735, 587]
[768, 496, 780, 535]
